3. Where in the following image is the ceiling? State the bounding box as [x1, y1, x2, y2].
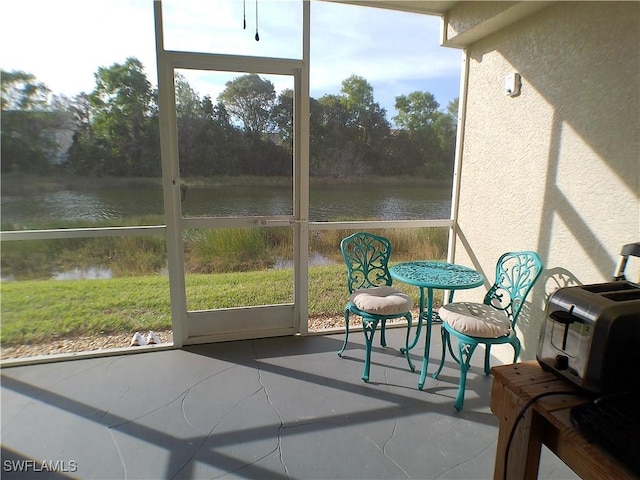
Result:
[324, 1, 459, 16]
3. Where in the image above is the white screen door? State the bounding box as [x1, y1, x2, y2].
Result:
[154, 2, 310, 346]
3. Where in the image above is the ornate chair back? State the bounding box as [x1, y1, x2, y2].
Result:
[483, 251, 544, 328]
[340, 232, 394, 293]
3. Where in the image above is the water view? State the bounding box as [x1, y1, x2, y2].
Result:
[0, 180, 452, 282]
[1, 183, 452, 228]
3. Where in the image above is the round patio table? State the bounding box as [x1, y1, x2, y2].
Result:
[390, 261, 484, 389]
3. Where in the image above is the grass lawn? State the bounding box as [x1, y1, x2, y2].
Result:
[1, 265, 424, 346]
[1, 275, 172, 345]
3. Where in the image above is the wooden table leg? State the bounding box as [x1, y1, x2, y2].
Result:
[490, 362, 634, 480]
[491, 378, 543, 480]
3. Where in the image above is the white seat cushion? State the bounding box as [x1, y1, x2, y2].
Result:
[439, 302, 511, 338]
[349, 286, 412, 315]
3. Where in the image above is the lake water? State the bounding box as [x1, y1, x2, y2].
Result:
[1, 183, 452, 228]
[1, 183, 452, 281]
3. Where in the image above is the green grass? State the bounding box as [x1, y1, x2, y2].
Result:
[0, 264, 429, 346]
[1, 275, 172, 345]
[186, 268, 295, 310]
[1, 213, 447, 346]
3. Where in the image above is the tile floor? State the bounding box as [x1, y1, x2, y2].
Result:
[1, 325, 578, 479]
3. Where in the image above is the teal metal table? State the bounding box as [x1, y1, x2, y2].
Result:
[390, 261, 484, 389]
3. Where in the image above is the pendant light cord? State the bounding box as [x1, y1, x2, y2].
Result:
[254, 0, 260, 41]
[242, 0, 259, 41]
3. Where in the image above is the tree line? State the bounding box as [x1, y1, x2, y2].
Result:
[1, 57, 458, 180]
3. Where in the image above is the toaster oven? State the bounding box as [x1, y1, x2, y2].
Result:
[537, 281, 640, 393]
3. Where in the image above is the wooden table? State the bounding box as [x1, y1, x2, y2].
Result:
[490, 361, 636, 480]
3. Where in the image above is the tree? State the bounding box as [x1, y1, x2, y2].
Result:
[432, 98, 459, 168]
[88, 57, 157, 176]
[64, 92, 104, 175]
[393, 91, 449, 178]
[340, 75, 375, 125]
[393, 91, 440, 131]
[272, 88, 293, 152]
[218, 74, 276, 134]
[175, 73, 202, 120]
[175, 73, 206, 176]
[339, 75, 391, 173]
[1, 70, 63, 173]
[173, 75, 249, 177]
[1, 70, 50, 111]
[313, 94, 362, 176]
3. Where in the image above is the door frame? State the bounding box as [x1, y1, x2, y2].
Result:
[154, 1, 311, 346]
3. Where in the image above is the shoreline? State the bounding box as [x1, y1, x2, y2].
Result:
[0, 173, 452, 197]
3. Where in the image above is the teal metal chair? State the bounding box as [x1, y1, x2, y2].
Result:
[434, 251, 543, 410]
[338, 232, 415, 382]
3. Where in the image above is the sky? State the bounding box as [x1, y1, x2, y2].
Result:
[1, 0, 462, 118]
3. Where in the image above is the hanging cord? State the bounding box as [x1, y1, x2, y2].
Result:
[254, 0, 260, 41]
[243, 0, 246, 29]
[502, 390, 583, 480]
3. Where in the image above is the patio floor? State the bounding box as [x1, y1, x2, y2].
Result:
[1, 325, 578, 479]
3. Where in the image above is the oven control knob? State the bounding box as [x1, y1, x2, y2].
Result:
[555, 354, 569, 370]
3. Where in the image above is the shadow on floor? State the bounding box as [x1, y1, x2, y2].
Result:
[1, 327, 577, 479]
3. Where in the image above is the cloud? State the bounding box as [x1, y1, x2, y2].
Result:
[309, 2, 461, 110]
[1, 0, 156, 97]
[1, 0, 460, 113]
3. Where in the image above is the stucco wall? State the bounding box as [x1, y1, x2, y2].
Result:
[451, 2, 640, 362]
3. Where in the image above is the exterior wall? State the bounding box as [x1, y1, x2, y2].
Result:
[451, 2, 640, 362]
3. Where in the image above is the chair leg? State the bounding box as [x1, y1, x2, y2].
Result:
[453, 340, 477, 411]
[338, 308, 350, 357]
[403, 312, 415, 372]
[380, 319, 387, 347]
[511, 337, 521, 363]
[361, 319, 379, 382]
[484, 345, 492, 375]
[433, 327, 448, 379]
